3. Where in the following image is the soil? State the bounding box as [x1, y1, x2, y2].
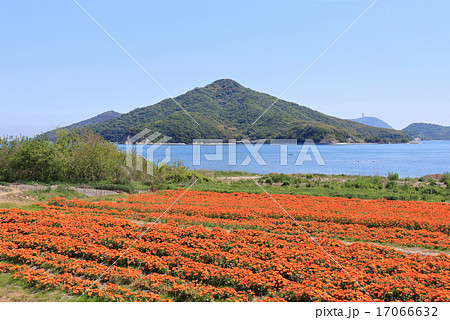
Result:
[340, 240, 448, 256]
[0, 186, 31, 204]
[0, 184, 120, 204]
[421, 174, 443, 181]
[214, 176, 262, 184]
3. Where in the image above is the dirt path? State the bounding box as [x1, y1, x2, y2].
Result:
[340, 240, 448, 256]
[9, 184, 120, 197]
[0, 184, 121, 204]
[67, 186, 119, 197]
[0, 186, 31, 204]
[0, 188, 22, 197]
[214, 176, 262, 183]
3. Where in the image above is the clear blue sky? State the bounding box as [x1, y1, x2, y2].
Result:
[1, 0, 449, 137]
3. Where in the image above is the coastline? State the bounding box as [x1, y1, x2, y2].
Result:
[116, 141, 428, 146]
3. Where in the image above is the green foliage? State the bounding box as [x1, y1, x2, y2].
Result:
[385, 180, 398, 190]
[84, 182, 137, 194]
[42, 111, 121, 140]
[1, 135, 55, 182]
[0, 203, 41, 210]
[0, 129, 207, 190]
[344, 176, 384, 190]
[440, 172, 450, 186]
[0, 129, 127, 183]
[150, 160, 210, 188]
[211, 170, 253, 177]
[86, 79, 410, 143]
[194, 173, 449, 202]
[0, 273, 74, 302]
[402, 123, 450, 140]
[420, 186, 441, 195]
[387, 172, 399, 181]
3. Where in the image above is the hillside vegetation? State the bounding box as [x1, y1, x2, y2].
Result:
[43, 111, 121, 140]
[86, 79, 410, 143]
[403, 123, 450, 140]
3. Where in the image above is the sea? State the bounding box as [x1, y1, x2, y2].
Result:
[117, 140, 450, 178]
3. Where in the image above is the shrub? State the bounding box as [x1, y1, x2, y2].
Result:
[386, 180, 398, 190]
[262, 176, 273, 184]
[1, 129, 128, 184]
[440, 172, 450, 186]
[387, 172, 399, 181]
[1, 129, 207, 189]
[421, 187, 441, 195]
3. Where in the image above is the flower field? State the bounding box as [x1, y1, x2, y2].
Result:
[0, 190, 449, 302]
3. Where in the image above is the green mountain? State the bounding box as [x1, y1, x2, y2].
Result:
[402, 123, 450, 140]
[43, 111, 121, 140]
[348, 116, 394, 130]
[86, 79, 410, 143]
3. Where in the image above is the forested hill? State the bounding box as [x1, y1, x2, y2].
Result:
[402, 123, 450, 140]
[86, 79, 410, 143]
[43, 111, 121, 140]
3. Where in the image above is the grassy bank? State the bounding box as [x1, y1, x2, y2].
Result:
[187, 172, 450, 202]
[2, 171, 449, 205]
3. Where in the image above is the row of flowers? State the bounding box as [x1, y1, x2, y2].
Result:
[1, 196, 449, 301]
[41, 191, 450, 250]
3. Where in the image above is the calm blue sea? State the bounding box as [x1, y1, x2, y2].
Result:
[117, 141, 450, 178]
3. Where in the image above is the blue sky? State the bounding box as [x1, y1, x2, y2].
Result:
[1, 0, 449, 136]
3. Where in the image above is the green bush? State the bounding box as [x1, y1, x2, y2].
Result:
[387, 172, 399, 181]
[400, 183, 411, 191]
[440, 172, 450, 186]
[0, 129, 126, 183]
[386, 180, 398, 190]
[263, 177, 273, 184]
[421, 187, 441, 195]
[1, 129, 207, 190]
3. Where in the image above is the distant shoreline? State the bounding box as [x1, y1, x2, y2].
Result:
[115, 141, 446, 146]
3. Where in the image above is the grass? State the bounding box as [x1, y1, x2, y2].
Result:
[0, 186, 128, 211]
[82, 181, 148, 194]
[186, 172, 450, 202]
[0, 273, 73, 302]
[0, 273, 106, 302]
[2, 171, 449, 205]
[25, 187, 129, 203]
[208, 170, 257, 178]
[0, 203, 41, 210]
[441, 172, 450, 186]
[80, 194, 128, 202]
[25, 186, 86, 201]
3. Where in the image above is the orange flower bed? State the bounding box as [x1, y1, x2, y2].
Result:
[0, 190, 449, 301]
